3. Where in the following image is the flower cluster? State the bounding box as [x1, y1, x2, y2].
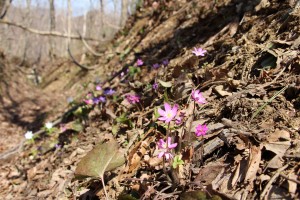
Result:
[156, 85, 208, 162]
[126, 94, 140, 104]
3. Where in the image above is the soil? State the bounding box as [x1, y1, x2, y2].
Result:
[0, 0, 299, 199]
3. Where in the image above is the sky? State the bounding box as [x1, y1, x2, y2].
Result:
[13, 0, 116, 16]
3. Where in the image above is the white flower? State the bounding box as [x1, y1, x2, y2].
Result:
[45, 122, 53, 129]
[25, 131, 33, 139]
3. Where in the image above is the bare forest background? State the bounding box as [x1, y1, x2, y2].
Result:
[0, 0, 141, 65]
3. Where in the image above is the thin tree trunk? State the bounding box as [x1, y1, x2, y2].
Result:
[120, 0, 128, 27]
[49, 0, 56, 60]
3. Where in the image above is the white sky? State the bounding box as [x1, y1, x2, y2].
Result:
[13, 0, 115, 16]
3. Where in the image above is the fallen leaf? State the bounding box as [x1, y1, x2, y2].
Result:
[158, 79, 172, 88]
[244, 145, 261, 185]
[74, 139, 125, 179]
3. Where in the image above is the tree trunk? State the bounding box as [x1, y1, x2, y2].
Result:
[120, 0, 128, 27]
[49, 0, 56, 60]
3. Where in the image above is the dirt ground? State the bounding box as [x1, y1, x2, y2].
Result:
[0, 0, 299, 199]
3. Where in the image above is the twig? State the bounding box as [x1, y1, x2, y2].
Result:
[279, 173, 300, 184]
[260, 164, 289, 200]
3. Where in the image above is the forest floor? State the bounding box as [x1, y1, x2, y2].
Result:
[0, 0, 299, 199]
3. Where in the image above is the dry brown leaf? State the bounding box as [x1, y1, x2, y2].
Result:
[244, 145, 261, 185]
[264, 141, 290, 169]
[287, 172, 298, 194]
[214, 85, 232, 97]
[195, 160, 227, 186]
[231, 155, 242, 188]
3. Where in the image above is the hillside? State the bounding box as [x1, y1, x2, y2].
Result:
[0, 0, 299, 199]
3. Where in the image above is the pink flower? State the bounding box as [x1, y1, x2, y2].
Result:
[158, 103, 178, 123]
[191, 89, 206, 104]
[175, 117, 182, 125]
[192, 47, 207, 56]
[136, 59, 143, 66]
[126, 94, 140, 104]
[84, 99, 93, 105]
[158, 137, 177, 160]
[96, 85, 102, 91]
[195, 124, 208, 137]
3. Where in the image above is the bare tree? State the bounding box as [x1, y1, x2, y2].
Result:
[120, 0, 128, 27]
[49, 0, 56, 60]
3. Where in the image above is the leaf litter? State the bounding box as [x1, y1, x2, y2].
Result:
[0, 0, 300, 199]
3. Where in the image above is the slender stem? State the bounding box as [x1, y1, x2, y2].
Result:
[100, 176, 109, 200]
[162, 123, 171, 179]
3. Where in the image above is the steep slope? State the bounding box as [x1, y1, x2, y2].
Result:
[0, 0, 299, 199]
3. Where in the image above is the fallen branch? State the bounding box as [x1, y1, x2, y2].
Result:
[67, 44, 99, 70]
[0, 19, 101, 41]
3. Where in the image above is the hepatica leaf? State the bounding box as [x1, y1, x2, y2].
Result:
[75, 139, 125, 179]
[158, 79, 172, 88]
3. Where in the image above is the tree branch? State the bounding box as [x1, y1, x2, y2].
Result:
[67, 44, 98, 70]
[78, 30, 103, 56]
[0, 19, 102, 41]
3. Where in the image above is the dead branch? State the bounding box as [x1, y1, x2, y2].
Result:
[78, 31, 103, 56]
[0, 19, 101, 41]
[67, 44, 98, 70]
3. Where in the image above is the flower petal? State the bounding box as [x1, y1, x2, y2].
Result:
[164, 103, 171, 111]
[158, 108, 166, 116]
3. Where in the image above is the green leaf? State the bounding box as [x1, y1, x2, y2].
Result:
[172, 155, 184, 169]
[112, 124, 120, 135]
[70, 121, 83, 132]
[158, 79, 172, 88]
[75, 139, 125, 179]
[116, 113, 128, 123]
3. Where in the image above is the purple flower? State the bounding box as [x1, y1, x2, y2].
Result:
[157, 137, 177, 160]
[162, 59, 169, 66]
[96, 85, 102, 91]
[195, 124, 208, 137]
[192, 47, 207, 57]
[158, 103, 178, 123]
[126, 94, 140, 104]
[99, 96, 106, 103]
[152, 63, 160, 69]
[104, 88, 116, 96]
[136, 59, 144, 66]
[92, 96, 106, 104]
[93, 97, 100, 104]
[191, 89, 206, 104]
[153, 82, 158, 90]
[175, 117, 182, 125]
